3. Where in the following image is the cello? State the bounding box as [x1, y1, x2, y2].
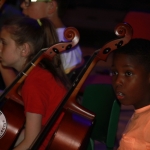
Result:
[0, 27, 80, 150]
[28, 22, 133, 150]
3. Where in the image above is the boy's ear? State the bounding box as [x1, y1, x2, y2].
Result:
[47, 1, 58, 15]
[20, 43, 31, 57]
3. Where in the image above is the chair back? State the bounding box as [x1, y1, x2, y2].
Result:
[82, 84, 120, 149]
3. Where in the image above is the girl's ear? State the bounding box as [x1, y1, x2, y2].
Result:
[47, 1, 58, 15]
[20, 43, 31, 57]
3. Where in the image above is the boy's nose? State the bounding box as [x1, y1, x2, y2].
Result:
[113, 75, 123, 87]
[0, 43, 2, 52]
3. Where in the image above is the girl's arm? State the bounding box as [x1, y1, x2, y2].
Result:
[13, 112, 42, 150]
[0, 63, 17, 87]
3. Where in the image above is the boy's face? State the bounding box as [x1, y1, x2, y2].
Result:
[111, 53, 150, 109]
[20, 1, 48, 19]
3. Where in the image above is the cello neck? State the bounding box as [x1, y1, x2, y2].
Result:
[64, 22, 133, 117]
[28, 22, 133, 150]
[0, 27, 80, 104]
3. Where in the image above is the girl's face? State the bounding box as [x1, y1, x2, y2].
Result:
[20, 2, 48, 19]
[0, 28, 23, 71]
[111, 53, 150, 109]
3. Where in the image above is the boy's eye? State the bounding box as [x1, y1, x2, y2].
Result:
[0, 39, 2, 43]
[125, 71, 133, 76]
[0, 39, 6, 45]
[110, 71, 118, 76]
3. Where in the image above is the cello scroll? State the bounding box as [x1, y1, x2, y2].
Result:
[97, 22, 133, 61]
[44, 27, 80, 59]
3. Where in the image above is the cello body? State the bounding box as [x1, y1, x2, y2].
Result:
[0, 99, 25, 150]
[47, 110, 93, 150]
[0, 27, 80, 150]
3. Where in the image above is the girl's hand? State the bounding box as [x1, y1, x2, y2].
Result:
[13, 112, 42, 150]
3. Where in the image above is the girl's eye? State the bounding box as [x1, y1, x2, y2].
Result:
[125, 71, 133, 76]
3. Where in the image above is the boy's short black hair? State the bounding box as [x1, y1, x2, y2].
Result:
[114, 38, 150, 72]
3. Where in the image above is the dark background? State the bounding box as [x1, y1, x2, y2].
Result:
[2, 0, 150, 48]
[62, 0, 150, 48]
